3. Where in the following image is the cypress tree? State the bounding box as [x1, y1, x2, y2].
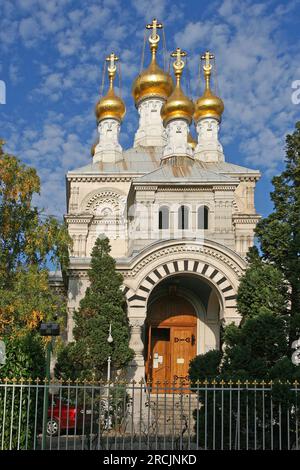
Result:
[55, 236, 133, 380]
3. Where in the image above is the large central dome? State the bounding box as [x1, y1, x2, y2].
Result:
[132, 56, 173, 107]
[132, 19, 173, 107]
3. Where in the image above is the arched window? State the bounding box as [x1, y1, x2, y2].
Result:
[198, 206, 209, 229]
[159, 206, 169, 230]
[178, 205, 189, 229]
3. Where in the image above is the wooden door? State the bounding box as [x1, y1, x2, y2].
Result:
[171, 326, 197, 383]
[147, 294, 197, 389]
[150, 328, 170, 385]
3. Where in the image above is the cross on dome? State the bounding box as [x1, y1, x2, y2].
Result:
[171, 48, 187, 80]
[106, 52, 119, 76]
[146, 18, 163, 47]
[201, 51, 214, 90]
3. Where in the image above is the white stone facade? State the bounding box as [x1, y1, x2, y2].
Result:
[62, 90, 261, 382]
[194, 118, 224, 162]
[162, 119, 193, 159]
[134, 98, 166, 147]
[94, 119, 123, 163]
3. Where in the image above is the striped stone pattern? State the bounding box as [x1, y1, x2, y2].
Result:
[124, 260, 236, 310]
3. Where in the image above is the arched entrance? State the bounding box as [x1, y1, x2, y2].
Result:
[124, 240, 244, 383]
[146, 293, 197, 384]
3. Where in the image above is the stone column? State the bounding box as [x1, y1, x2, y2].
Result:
[128, 318, 146, 382]
[127, 316, 148, 432]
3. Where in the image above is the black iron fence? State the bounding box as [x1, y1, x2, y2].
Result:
[0, 378, 299, 450]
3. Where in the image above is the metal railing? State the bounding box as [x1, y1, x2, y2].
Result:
[0, 378, 299, 450]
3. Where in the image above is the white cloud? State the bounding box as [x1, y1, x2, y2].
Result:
[9, 63, 22, 85]
[1, 0, 300, 219]
[19, 17, 40, 41]
[174, 0, 300, 172]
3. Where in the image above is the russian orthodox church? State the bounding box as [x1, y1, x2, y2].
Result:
[62, 19, 261, 383]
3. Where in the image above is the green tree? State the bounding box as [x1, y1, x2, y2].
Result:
[0, 140, 70, 348]
[0, 140, 70, 290]
[236, 247, 288, 321]
[0, 140, 71, 449]
[189, 123, 300, 449]
[255, 122, 300, 340]
[55, 236, 133, 381]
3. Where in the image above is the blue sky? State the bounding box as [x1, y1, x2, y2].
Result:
[0, 0, 299, 219]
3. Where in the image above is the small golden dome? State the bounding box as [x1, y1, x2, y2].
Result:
[95, 53, 126, 123]
[194, 88, 224, 122]
[188, 132, 197, 150]
[132, 19, 173, 107]
[161, 48, 194, 126]
[194, 51, 224, 122]
[95, 87, 126, 122]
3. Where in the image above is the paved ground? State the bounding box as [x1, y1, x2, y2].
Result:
[37, 433, 198, 450]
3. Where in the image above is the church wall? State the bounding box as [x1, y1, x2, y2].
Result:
[233, 180, 257, 214]
[128, 185, 238, 254]
[67, 178, 132, 258]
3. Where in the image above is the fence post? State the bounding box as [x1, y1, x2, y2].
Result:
[41, 340, 52, 450]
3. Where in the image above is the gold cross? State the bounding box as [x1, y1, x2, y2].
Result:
[171, 48, 187, 76]
[106, 52, 119, 75]
[146, 18, 163, 41]
[201, 51, 214, 73]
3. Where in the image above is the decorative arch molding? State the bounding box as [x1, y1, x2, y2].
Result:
[121, 239, 245, 278]
[80, 187, 127, 215]
[121, 239, 246, 318]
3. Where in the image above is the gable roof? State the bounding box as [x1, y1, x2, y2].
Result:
[134, 159, 238, 185]
[67, 146, 260, 180]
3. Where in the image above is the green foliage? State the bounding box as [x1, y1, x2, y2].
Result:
[255, 122, 300, 338]
[0, 140, 71, 289]
[190, 123, 300, 448]
[0, 266, 66, 338]
[221, 312, 291, 380]
[0, 141, 71, 449]
[189, 350, 222, 382]
[0, 333, 45, 379]
[0, 334, 45, 449]
[55, 236, 134, 381]
[237, 247, 288, 320]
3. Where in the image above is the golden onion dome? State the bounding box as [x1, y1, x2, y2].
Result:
[95, 53, 126, 123]
[161, 48, 194, 126]
[187, 132, 197, 150]
[132, 19, 173, 107]
[194, 51, 224, 122]
[132, 55, 173, 106]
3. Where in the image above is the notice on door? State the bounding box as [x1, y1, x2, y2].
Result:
[177, 358, 185, 364]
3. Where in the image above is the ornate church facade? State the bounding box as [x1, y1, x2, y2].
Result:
[64, 20, 261, 383]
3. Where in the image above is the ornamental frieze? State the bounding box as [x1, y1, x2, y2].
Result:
[120, 244, 244, 278]
[67, 176, 135, 183]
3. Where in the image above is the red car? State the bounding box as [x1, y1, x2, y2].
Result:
[47, 396, 91, 436]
